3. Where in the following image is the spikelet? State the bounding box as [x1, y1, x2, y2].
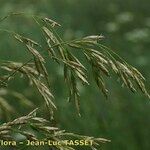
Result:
[43, 17, 61, 27]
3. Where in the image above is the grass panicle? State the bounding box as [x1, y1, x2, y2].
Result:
[0, 13, 149, 149]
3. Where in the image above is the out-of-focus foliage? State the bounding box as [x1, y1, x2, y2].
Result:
[0, 0, 150, 150]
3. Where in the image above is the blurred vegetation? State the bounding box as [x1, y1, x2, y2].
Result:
[0, 0, 150, 150]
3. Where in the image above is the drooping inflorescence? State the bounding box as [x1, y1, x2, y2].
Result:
[0, 13, 149, 149]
